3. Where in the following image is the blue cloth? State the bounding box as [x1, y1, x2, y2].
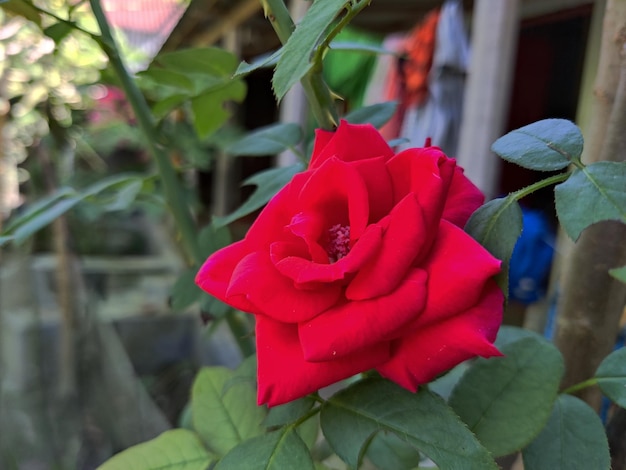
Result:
[509, 209, 555, 304]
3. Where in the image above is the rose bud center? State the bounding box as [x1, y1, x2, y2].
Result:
[326, 223, 351, 263]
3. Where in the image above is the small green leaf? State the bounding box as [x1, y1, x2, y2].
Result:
[1, 0, 42, 26]
[102, 179, 143, 212]
[609, 265, 626, 283]
[170, 269, 202, 312]
[191, 367, 266, 456]
[3, 186, 75, 233]
[191, 80, 247, 138]
[215, 427, 315, 470]
[449, 337, 564, 457]
[154, 47, 239, 77]
[98, 429, 215, 470]
[365, 431, 421, 470]
[265, 397, 315, 428]
[464, 196, 523, 292]
[13, 197, 81, 244]
[44, 22, 73, 43]
[137, 68, 196, 93]
[344, 101, 398, 129]
[320, 379, 498, 470]
[491, 119, 583, 171]
[595, 346, 626, 408]
[522, 395, 610, 470]
[213, 163, 304, 228]
[226, 123, 303, 157]
[555, 161, 626, 240]
[273, 0, 348, 100]
[234, 48, 283, 78]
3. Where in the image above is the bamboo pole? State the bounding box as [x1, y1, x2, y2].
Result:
[553, 0, 626, 410]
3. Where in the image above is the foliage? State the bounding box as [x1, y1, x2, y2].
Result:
[1, 1, 625, 470]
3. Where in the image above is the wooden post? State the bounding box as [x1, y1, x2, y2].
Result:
[456, 0, 521, 200]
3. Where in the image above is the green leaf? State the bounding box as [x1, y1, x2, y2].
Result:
[330, 41, 398, 56]
[464, 196, 523, 292]
[213, 163, 304, 228]
[491, 119, 583, 171]
[234, 48, 283, 78]
[320, 379, 498, 470]
[154, 47, 239, 77]
[170, 269, 202, 312]
[343, 101, 398, 129]
[215, 427, 315, 470]
[595, 346, 626, 408]
[137, 68, 196, 94]
[365, 431, 421, 470]
[98, 429, 215, 470]
[264, 397, 315, 428]
[44, 22, 73, 43]
[494, 325, 546, 349]
[555, 161, 626, 240]
[609, 265, 626, 283]
[1, 0, 42, 26]
[102, 179, 144, 212]
[190, 80, 247, 138]
[198, 222, 232, 259]
[152, 94, 188, 118]
[191, 367, 266, 456]
[273, 0, 348, 100]
[80, 173, 147, 199]
[199, 293, 231, 319]
[522, 395, 610, 470]
[3, 186, 76, 233]
[226, 123, 303, 157]
[13, 197, 81, 244]
[449, 337, 564, 457]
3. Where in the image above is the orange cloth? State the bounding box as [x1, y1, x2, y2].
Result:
[379, 8, 441, 140]
[403, 8, 441, 106]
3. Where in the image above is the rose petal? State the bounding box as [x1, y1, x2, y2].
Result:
[245, 171, 311, 250]
[298, 157, 370, 240]
[256, 316, 390, 406]
[272, 224, 384, 285]
[416, 220, 501, 327]
[227, 251, 342, 323]
[195, 240, 258, 313]
[309, 120, 394, 170]
[443, 167, 485, 227]
[350, 156, 394, 223]
[299, 268, 427, 361]
[376, 281, 504, 391]
[346, 194, 428, 300]
[386, 147, 455, 226]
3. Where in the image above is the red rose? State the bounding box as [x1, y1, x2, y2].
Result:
[196, 120, 503, 407]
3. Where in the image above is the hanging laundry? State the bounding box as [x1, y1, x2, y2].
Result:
[363, 7, 441, 141]
[362, 34, 407, 140]
[399, 0, 470, 156]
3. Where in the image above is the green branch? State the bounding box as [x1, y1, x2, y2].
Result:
[512, 172, 571, 201]
[261, 0, 340, 130]
[561, 377, 598, 395]
[89, 0, 255, 357]
[89, 0, 202, 265]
